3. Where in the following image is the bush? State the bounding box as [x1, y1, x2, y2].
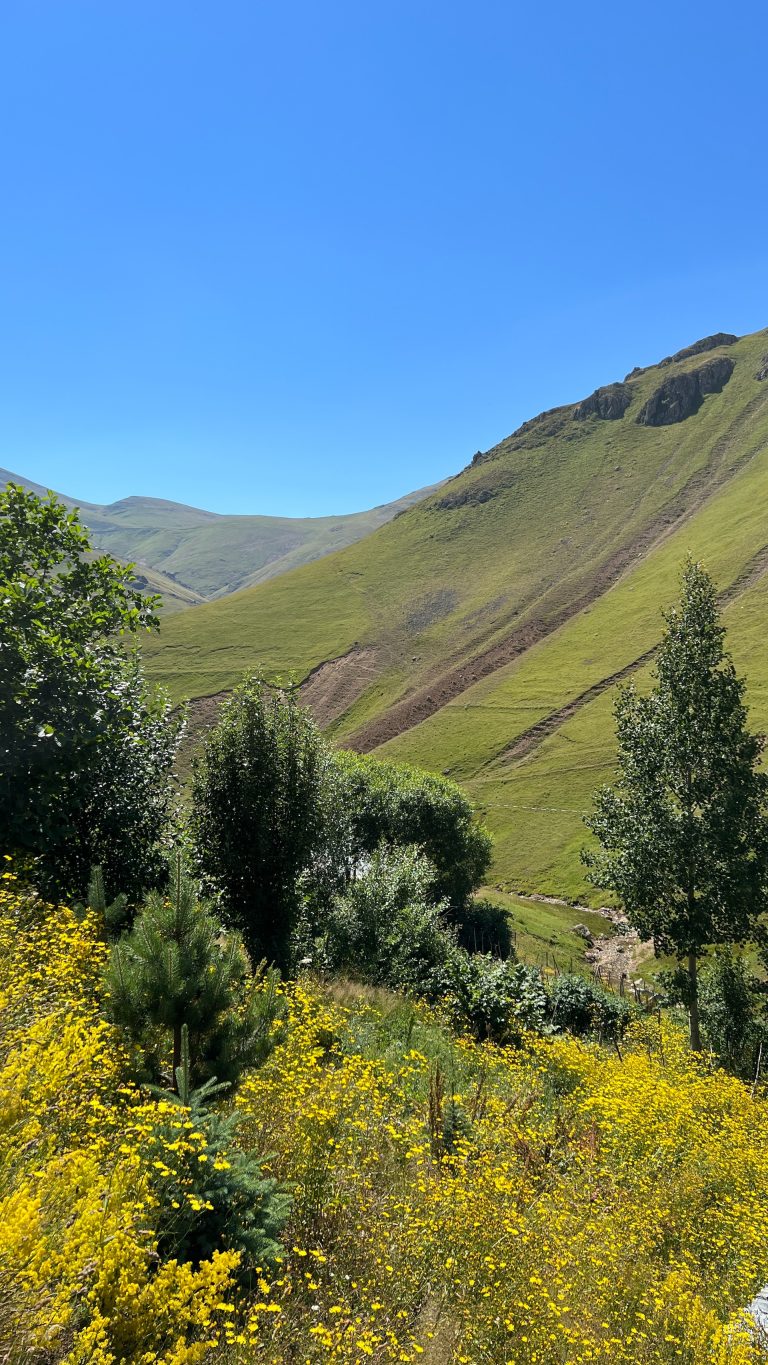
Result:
[330, 751, 493, 912]
[700, 947, 762, 1077]
[152, 1050, 290, 1273]
[454, 897, 513, 958]
[321, 845, 456, 996]
[549, 973, 632, 1042]
[445, 954, 547, 1043]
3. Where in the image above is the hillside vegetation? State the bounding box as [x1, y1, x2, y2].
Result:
[5, 874, 768, 1364]
[0, 466, 440, 604]
[144, 327, 768, 901]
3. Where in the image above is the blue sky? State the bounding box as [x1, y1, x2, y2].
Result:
[1, 1, 766, 516]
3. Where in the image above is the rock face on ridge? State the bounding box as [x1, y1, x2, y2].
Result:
[637, 357, 735, 427]
[573, 382, 633, 421]
[658, 332, 738, 367]
[756, 355, 768, 382]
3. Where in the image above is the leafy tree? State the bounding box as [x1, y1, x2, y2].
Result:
[0, 483, 181, 898]
[105, 856, 285, 1088]
[583, 560, 768, 1050]
[322, 844, 456, 994]
[330, 750, 492, 912]
[191, 676, 326, 972]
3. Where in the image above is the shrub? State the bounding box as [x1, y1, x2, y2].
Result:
[700, 947, 762, 1077]
[454, 896, 513, 958]
[322, 844, 456, 996]
[549, 972, 632, 1041]
[151, 1035, 290, 1273]
[330, 750, 493, 912]
[445, 954, 547, 1043]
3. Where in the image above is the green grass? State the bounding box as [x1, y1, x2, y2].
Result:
[140, 327, 768, 900]
[0, 465, 441, 602]
[480, 887, 614, 974]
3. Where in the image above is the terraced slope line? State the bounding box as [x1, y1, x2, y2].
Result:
[144, 328, 768, 753]
[346, 337, 768, 749]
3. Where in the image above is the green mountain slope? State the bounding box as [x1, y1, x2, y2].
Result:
[143, 326, 768, 899]
[0, 468, 441, 603]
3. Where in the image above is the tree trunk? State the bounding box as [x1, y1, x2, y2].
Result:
[688, 951, 701, 1051]
[172, 1021, 182, 1092]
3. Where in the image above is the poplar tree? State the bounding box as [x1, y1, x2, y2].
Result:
[190, 676, 325, 973]
[583, 560, 768, 1050]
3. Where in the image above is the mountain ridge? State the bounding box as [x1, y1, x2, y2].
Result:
[0, 466, 443, 605]
[141, 324, 768, 901]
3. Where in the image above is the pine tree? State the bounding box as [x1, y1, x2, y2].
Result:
[583, 560, 768, 1049]
[105, 855, 284, 1088]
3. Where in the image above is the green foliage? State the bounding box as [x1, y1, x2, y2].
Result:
[321, 845, 456, 995]
[444, 954, 548, 1043]
[85, 864, 129, 936]
[191, 675, 326, 972]
[583, 559, 768, 1047]
[331, 750, 492, 911]
[0, 483, 181, 899]
[454, 897, 513, 958]
[105, 856, 285, 1089]
[548, 973, 631, 1042]
[699, 948, 763, 1078]
[152, 1038, 290, 1272]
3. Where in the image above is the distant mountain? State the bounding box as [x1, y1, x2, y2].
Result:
[142, 326, 768, 901]
[0, 470, 443, 608]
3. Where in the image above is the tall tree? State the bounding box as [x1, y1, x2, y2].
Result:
[330, 750, 493, 912]
[0, 483, 181, 898]
[583, 560, 768, 1049]
[190, 675, 326, 972]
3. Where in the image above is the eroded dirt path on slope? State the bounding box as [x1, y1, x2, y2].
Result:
[348, 388, 768, 753]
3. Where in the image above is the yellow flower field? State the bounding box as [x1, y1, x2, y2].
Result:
[2, 866, 768, 1364]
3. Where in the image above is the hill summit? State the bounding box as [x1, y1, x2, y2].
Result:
[141, 325, 767, 898]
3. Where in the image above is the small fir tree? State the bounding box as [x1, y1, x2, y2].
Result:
[583, 560, 768, 1049]
[150, 1025, 291, 1271]
[105, 855, 284, 1088]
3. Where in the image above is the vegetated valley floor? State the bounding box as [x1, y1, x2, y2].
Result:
[145, 327, 768, 910]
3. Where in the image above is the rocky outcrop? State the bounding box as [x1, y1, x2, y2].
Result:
[435, 484, 496, 510]
[658, 332, 738, 367]
[573, 382, 633, 421]
[756, 355, 768, 382]
[637, 357, 735, 427]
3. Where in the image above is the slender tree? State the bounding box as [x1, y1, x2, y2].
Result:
[190, 675, 326, 972]
[583, 560, 768, 1049]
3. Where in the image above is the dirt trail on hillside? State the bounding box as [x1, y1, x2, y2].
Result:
[347, 388, 768, 753]
[494, 548, 768, 772]
[522, 893, 653, 986]
[300, 646, 383, 727]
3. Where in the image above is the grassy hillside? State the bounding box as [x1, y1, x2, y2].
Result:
[144, 326, 768, 899]
[0, 466, 440, 601]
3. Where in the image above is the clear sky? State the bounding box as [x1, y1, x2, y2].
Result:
[1, 1, 766, 516]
